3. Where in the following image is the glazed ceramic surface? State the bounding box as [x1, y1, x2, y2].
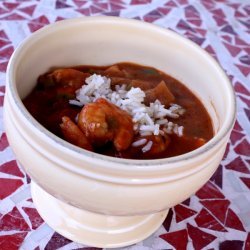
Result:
[4, 17, 236, 247]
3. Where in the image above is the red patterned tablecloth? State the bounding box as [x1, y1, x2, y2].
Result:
[0, 0, 249, 249]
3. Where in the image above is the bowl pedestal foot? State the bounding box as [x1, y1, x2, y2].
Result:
[31, 182, 168, 248]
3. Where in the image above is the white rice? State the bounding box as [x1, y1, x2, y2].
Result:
[156, 119, 168, 125]
[132, 138, 148, 147]
[140, 131, 153, 136]
[142, 141, 153, 153]
[70, 74, 185, 140]
[177, 126, 184, 137]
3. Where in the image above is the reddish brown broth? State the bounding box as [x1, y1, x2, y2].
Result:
[23, 63, 213, 159]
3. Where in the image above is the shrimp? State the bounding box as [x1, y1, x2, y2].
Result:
[78, 98, 134, 151]
[60, 116, 93, 151]
[38, 68, 89, 93]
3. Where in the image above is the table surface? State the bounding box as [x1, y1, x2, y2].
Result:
[0, 0, 249, 249]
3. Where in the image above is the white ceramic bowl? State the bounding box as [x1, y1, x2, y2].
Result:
[4, 17, 236, 248]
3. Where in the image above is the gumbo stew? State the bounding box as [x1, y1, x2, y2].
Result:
[23, 63, 213, 159]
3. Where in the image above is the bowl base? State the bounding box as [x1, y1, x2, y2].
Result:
[31, 182, 168, 248]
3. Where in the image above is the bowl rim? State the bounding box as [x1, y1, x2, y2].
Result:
[6, 16, 237, 170]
